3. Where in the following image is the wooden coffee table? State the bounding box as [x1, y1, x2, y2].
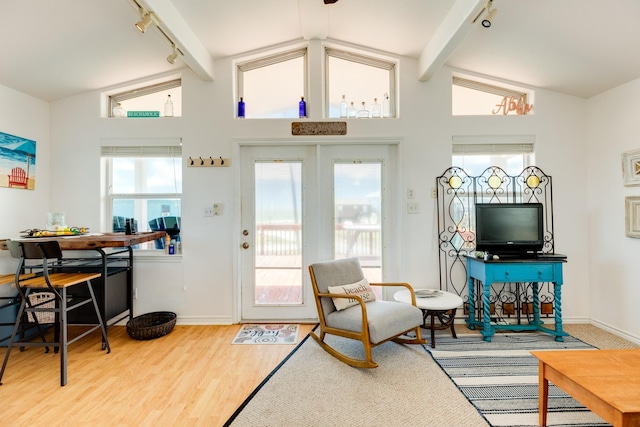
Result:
[531, 349, 640, 427]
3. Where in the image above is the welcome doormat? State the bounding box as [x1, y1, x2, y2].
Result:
[232, 324, 299, 345]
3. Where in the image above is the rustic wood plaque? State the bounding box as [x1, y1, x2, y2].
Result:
[291, 121, 347, 136]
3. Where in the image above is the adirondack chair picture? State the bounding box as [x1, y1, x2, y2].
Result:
[8, 167, 28, 188]
[0, 131, 36, 190]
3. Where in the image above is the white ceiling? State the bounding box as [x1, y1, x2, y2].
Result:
[2, 0, 640, 102]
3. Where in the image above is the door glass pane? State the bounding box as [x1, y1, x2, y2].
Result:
[254, 162, 302, 304]
[334, 162, 382, 283]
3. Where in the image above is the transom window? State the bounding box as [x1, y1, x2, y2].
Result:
[236, 48, 307, 119]
[452, 75, 533, 116]
[108, 79, 182, 118]
[325, 47, 396, 118]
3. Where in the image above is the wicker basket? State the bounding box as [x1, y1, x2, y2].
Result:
[126, 311, 176, 340]
[27, 292, 56, 324]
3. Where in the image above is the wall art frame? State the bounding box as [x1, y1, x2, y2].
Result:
[621, 149, 640, 186]
[0, 131, 37, 190]
[625, 196, 640, 238]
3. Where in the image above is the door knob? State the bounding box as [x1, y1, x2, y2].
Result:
[242, 242, 250, 249]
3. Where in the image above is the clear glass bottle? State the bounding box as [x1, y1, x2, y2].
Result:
[112, 102, 126, 118]
[339, 95, 348, 118]
[237, 97, 245, 119]
[347, 101, 356, 118]
[164, 95, 174, 117]
[357, 101, 369, 118]
[371, 98, 381, 118]
[299, 96, 307, 118]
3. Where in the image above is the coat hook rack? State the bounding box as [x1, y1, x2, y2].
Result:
[187, 156, 231, 167]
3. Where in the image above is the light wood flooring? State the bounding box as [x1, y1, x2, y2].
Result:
[1, 323, 636, 426]
[0, 324, 315, 427]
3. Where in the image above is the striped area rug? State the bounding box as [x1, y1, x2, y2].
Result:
[427, 333, 611, 427]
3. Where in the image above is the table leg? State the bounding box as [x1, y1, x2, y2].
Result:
[553, 281, 564, 342]
[532, 281, 542, 326]
[450, 308, 457, 338]
[430, 312, 436, 348]
[538, 360, 549, 426]
[467, 276, 476, 330]
[482, 281, 493, 342]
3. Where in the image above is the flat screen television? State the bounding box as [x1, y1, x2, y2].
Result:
[474, 203, 544, 257]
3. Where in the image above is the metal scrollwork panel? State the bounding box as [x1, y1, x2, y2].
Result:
[436, 166, 556, 318]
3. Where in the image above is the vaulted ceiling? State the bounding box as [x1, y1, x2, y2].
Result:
[2, 0, 640, 102]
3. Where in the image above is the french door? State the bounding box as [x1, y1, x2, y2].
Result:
[239, 143, 397, 321]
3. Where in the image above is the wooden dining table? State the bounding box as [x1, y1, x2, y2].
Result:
[1, 231, 166, 251]
[1, 231, 167, 336]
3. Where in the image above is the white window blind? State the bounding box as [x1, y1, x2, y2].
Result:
[100, 145, 182, 158]
[452, 135, 534, 155]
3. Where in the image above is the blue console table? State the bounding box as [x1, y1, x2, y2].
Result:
[465, 255, 568, 342]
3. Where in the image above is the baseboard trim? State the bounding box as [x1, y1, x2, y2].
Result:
[588, 318, 640, 345]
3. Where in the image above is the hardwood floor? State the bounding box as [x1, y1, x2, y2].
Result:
[0, 324, 315, 426]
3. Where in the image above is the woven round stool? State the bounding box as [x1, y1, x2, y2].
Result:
[394, 289, 463, 348]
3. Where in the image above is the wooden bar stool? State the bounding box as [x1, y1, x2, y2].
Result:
[0, 240, 111, 386]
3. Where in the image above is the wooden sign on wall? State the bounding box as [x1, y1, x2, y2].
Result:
[291, 122, 347, 136]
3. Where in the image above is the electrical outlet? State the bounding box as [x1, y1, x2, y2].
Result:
[407, 202, 419, 214]
[431, 187, 437, 198]
[407, 188, 415, 199]
[213, 203, 222, 216]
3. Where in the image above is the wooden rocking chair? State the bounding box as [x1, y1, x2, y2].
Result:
[308, 257, 426, 368]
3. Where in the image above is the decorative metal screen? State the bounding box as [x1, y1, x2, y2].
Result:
[435, 166, 556, 323]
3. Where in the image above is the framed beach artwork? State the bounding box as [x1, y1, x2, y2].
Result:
[621, 149, 640, 186]
[0, 131, 36, 190]
[625, 196, 640, 238]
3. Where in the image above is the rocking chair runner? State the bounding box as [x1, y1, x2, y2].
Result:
[308, 258, 426, 368]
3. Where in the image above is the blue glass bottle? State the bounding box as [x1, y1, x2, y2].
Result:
[299, 96, 306, 118]
[237, 97, 245, 119]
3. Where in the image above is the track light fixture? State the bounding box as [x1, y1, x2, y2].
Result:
[135, 10, 157, 33]
[472, 0, 498, 28]
[167, 44, 179, 64]
[482, 7, 497, 28]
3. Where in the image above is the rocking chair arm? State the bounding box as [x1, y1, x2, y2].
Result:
[369, 282, 419, 306]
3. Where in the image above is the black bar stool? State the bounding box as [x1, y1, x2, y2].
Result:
[0, 240, 111, 386]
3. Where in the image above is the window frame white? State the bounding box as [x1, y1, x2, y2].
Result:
[108, 79, 182, 118]
[101, 144, 183, 251]
[324, 47, 397, 118]
[236, 48, 308, 119]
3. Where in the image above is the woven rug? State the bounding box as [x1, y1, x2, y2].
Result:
[231, 324, 299, 344]
[427, 333, 610, 427]
[225, 331, 489, 426]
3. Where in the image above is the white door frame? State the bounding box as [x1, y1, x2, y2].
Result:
[233, 138, 403, 323]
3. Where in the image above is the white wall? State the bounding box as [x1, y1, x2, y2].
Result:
[586, 77, 640, 342]
[0, 84, 50, 298]
[4, 44, 625, 338]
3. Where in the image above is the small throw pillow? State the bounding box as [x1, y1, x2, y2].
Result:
[327, 278, 376, 311]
